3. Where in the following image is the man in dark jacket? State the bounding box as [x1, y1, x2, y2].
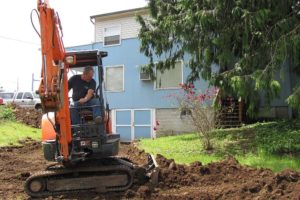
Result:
[68, 66, 101, 125]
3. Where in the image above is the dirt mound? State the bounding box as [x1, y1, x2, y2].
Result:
[0, 142, 299, 200]
[148, 154, 300, 200]
[121, 142, 149, 165]
[13, 105, 42, 128]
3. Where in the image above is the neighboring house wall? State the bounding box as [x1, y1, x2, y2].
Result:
[95, 16, 142, 42]
[91, 8, 148, 43]
[258, 61, 295, 119]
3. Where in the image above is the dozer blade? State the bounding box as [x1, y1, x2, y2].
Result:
[145, 154, 160, 186]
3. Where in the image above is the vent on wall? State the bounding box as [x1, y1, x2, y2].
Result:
[139, 72, 151, 81]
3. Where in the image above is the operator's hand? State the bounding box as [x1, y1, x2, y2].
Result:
[78, 97, 87, 104]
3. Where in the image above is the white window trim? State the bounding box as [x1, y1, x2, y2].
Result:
[104, 65, 125, 93]
[103, 24, 121, 47]
[154, 60, 184, 90]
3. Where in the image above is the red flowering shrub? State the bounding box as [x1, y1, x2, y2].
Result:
[172, 83, 220, 150]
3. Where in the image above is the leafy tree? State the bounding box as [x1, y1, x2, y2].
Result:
[137, 0, 300, 116]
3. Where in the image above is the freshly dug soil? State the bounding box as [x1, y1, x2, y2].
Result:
[13, 106, 42, 128]
[0, 141, 299, 200]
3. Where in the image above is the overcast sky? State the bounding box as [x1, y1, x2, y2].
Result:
[0, 0, 147, 91]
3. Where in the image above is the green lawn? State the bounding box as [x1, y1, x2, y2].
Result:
[139, 120, 300, 172]
[0, 120, 41, 146]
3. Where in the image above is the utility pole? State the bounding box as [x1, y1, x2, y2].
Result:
[17, 78, 19, 91]
[32, 73, 40, 92]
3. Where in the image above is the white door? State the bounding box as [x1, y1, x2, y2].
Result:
[114, 109, 154, 142]
[115, 110, 132, 142]
[133, 110, 152, 140]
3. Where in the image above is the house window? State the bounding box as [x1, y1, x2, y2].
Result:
[155, 61, 183, 89]
[103, 25, 121, 46]
[105, 66, 124, 92]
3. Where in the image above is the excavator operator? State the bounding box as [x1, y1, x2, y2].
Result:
[68, 66, 102, 125]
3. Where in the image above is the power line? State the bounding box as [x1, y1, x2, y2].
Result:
[0, 35, 39, 46]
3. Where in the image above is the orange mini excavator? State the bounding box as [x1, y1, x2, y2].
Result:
[25, 0, 158, 197]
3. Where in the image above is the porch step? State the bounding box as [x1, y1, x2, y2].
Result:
[219, 98, 243, 128]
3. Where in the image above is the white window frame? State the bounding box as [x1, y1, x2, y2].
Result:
[104, 65, 125, 92]
[103, 25, 121, 47]
[154, 60, 184, 90]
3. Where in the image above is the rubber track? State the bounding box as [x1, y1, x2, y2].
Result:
[24, 164, 134, 198]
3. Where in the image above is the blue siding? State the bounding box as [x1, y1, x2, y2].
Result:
[67, 39, 208, 110]
[259, 61, 294, 107]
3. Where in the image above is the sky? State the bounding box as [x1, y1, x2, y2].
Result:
[0, 0, 147, 92]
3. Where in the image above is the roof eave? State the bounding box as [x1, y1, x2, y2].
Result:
[90, 6, 148, 20]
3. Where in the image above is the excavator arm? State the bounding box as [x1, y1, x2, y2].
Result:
[37, 0, 71, 162]
[36, 0, 111, 164]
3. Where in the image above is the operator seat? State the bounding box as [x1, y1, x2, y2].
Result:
[79, 110, 93, 124]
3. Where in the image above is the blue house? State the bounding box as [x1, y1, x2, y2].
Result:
[67, 7, 299, 141]
[67, 7, 206, 141]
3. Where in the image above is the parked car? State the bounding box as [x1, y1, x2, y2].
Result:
[12, 91, 41, 109]
[0, 92, 15, 105]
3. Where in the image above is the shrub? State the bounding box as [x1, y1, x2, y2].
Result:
[170, 83, 220, 150]
[0, 105, 15, 121]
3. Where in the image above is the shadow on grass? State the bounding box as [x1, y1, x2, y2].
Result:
[211, 120, 300, 158]
[211, 128, 257, 156]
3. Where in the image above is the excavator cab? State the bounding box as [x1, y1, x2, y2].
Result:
[42, 50, 120, 163]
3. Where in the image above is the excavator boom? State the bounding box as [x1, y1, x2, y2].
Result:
[37, 0, 71, 161]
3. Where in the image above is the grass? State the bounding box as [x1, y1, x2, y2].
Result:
[139, 120, 300, 172]
[236, 153, 300, 172]
[140, 134, 221, 164]
[0, 105, 15, 121]
[0, 120, 40, 147]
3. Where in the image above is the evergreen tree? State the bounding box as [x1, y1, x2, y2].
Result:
[137, 0, 300, 116]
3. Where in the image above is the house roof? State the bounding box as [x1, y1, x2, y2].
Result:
[90, 7, 148, 20]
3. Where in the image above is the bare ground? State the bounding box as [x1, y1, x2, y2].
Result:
[0, 140, 299, 200]
[0, 107, 299, 199]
